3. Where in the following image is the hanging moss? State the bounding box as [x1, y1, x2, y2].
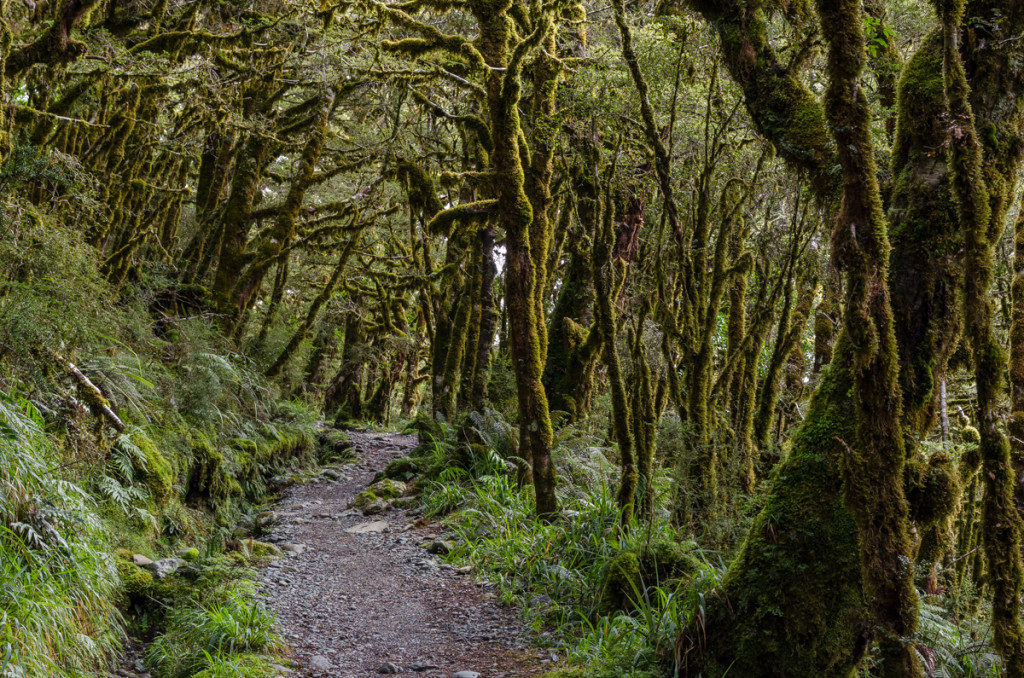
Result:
[185, 432, 242, 508]
[130, 432, 175, 509]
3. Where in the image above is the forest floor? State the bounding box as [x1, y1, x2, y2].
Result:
[258, 431, 550, 678]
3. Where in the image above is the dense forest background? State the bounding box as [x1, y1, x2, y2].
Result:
[2, 0, 1024, 676]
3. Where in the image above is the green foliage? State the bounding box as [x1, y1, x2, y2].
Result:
[0, 392, 122, 677]
[146, 582, 284, 678]
[148, 602, 284, 678]
[191, 653, 276, 678]
[415, 411, 718, 675]
[116, 558, 154, 600]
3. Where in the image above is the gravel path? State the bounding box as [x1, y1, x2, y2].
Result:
[259, 431, 549, 678]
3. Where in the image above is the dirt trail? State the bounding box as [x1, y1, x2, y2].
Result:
[259, 431, 549, 678]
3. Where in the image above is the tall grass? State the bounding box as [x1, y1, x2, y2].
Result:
[0, 392, 122, 677]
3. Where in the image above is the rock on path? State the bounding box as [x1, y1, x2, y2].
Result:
[260, 431, 549, 678]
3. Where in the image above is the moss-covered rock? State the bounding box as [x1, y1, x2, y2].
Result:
[317, 428, 354, 463]
[369, 478, 407, 499]
[181, 548, 200, 563]
[597, 550, 641, 615]
[116, 558, 154, 600]
[186, 432, 242, 508]
[597, 540, 704, 615]
[350, 490, 379, 511]
[250, 541, 282, 559]
[131, 432, 175, 508]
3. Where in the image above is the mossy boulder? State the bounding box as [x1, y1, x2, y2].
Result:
[116, 558, 154, 600]
[185, 432, 242, 508]
[350, 489, 388, 515]
[368, 478, 407, 499]
[597, 540, 704, 615]
[317, 428, 354, 463]
[405, 412, 444, 446]
[251, 541, 282, 559]
[180, 548, 200, 562]
[598, 551, 641, 615]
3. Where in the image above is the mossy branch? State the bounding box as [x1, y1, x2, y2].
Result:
[424, 199, 497, 237]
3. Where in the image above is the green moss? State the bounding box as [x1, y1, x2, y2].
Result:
[249, 541, 282, 559]
[907, 451, 960, 528]
[186, 432, 242, 508]
[317, 429, 353, 463]
[131, 432, 175, 508]
[960, 425, 981, 446]
[598, 541, 703, 615]
[689, 337, 865, 677]
[891, 33, 945, 170]
[381, 457, 419, 480]
[190, 653, 275, 678]
[351, 490, 378, 510]
[181, 548, 201, 562]
[116, 558, 153, 600]
[369, 479, 407, 499]
[597, 551, 641, 615]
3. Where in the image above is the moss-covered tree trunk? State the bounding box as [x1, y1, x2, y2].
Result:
[754, 279, 812, 452]
[816, 1, 920, 673]
[0, 4, 10, 165]
[592, 158, 636, 523]
[1009, 198, 1024, 519]
[266, 234, 360, 379]
[211, 133, 273, 320]
[231, 89, 336, 325]
[470, 0, 558, 517]
[324, 304, 366, 422]
[938, 0, 1024, 669]
[543, 154, 600, 421]
[471, 224, 498, 404]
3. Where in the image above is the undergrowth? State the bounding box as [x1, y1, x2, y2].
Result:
[0, 203, 328, 676]
[143, 554, 285, 678]
[0, 392, 121, 677]
[406, 409, 1009, 678]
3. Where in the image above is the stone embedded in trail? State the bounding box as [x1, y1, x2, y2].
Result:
[344, 520, 390, 534]
[410, 662, 439, 671]
[377, 662, 400, 674]
[279, 543, 307, 555]
[423, 540, 453, 555]
[309, 655, 333, 670]
[363, 499, 388, 515]
[453, 672, 481, 678]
